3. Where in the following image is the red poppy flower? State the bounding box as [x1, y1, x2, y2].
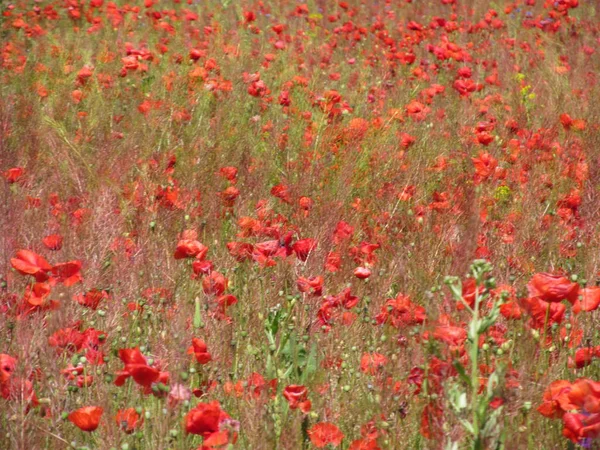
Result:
[360, 353, 388, 375]
[192, 260, 214, 277]
[522, 297, 566, 330]
[349, 438, 381, 450]
[68, 406, 103, 432]
[433, 325, 467, 346]
[3, 167, 24, 183]
[1, 377, 38, 406]
[185, 400, 230, 438]
[219, 166, 238, 182]
[271, 184, 292, 204]
[309, 422, 344, 448]
[188, 338, 212, 364]
[51, 260, 83, 286]
[573, 287, 600, 313]
[115, 408, 143, 433]
[538, 380, 572, 418]
[354, 267, 371, 279]
[74, 289, 109, 310]
[10, 250, 52, 282]
[202, 271, 228, 296]
[568, 348, 597, 369]
[0, 354, 17, 384]
[292, 238, 316, 262]
[42, 234, 63, 251]
[297, 276, 323, 296]
[48, 327, 85, 354]
[174, 240, 208, 260]
[114, 347, 160, 389]
[333, 221, 354, 244]
[527, 273, 579, 304]
[325, 251, 341, 272]
[24, 282, 51, 306]
[375, 293, 426, 328]
[283, 385, 311, 412]
[226, 242, 254, 262]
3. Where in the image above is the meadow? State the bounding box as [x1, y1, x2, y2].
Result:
[1, 0, 600, 448]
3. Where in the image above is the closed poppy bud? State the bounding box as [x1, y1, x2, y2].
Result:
[68, 406, 103, 432]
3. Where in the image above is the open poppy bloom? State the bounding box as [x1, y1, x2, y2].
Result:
[527, 273, 579, 304]
[360, 353, 388, 375]
[51, 260, 83, 286]
[539, 378, 600, 444]
[283, 385, 311, 413]
[74, 289, 109, 310]
[42, 234, 63, 251]
[573, 287, 600, 313]
[3, 167, 24, 183]
[375, 293, 426, 328]
[24, 282, 51, 306]
[0, 354, 17, 384]
[174, 239, 208, 260]
[292, 238, 317, 261]
[114, 347, 160, 389]
[68, 406, 103, 432]
[10, 250, 52, 282]
[188, 338, 212, 364]
[185, 400, 237, 446]
[115, 408, 143, 433]
[309, 422, 344, 448]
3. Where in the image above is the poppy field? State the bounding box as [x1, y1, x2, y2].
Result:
[2, 0, 600, 448]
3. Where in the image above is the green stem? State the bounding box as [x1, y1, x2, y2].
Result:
[471, 291, 480, 449]
[194, 296, 204, 329]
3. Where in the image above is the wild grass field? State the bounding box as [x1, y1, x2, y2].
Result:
[1, 0, 600, 448]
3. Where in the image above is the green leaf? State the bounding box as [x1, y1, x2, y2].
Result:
[459, 418, 474, 435]
[452, 359, 472, 388]
[301, 343, 318, 383]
